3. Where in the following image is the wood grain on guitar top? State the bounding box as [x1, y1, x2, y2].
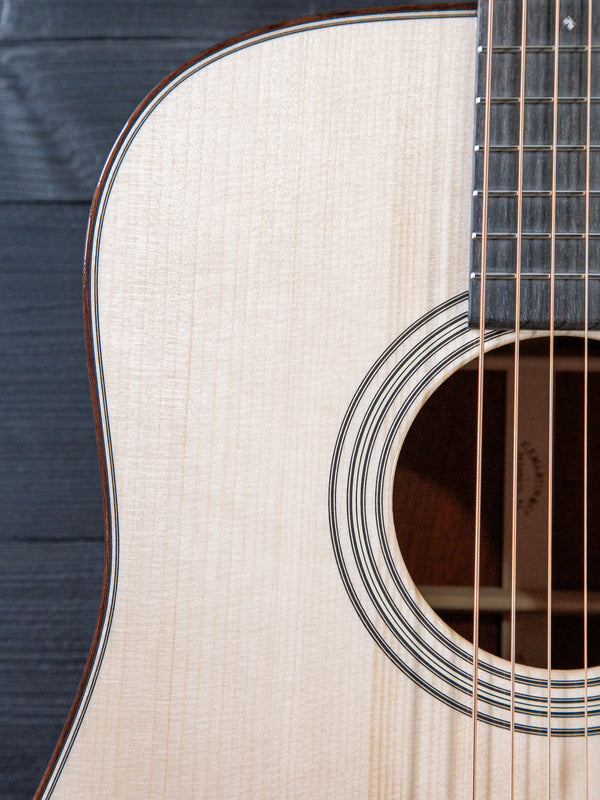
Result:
[35, 7, 599, 799]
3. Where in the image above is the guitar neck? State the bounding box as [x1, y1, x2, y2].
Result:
[469, 0, 600, 330]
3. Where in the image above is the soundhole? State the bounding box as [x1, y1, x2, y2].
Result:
[393, 336, 600, 671]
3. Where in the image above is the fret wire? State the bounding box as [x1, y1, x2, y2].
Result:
[475, 190, 600, 196]
[480, 145, 600, 151]
[471, 273, 600, 279]
[483, 97, 600, 103]
[473, 233, 600, 239]
[479, 45, 599, 53]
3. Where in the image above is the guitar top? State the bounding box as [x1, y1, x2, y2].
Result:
[35, 3, 600, 798]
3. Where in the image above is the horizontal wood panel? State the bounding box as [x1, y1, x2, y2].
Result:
[0, 542, 104, 799]
[0, 41, 207, 200]
[0, 0, 380, 42]
[0, 165, 98, 800]
[0, 205, 103, 541]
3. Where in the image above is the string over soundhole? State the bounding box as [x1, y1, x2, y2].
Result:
[394, 336, 600, 670]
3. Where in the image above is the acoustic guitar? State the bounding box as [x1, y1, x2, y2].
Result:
[36, 1, 600, 797]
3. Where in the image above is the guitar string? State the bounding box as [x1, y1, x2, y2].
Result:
[479, 5, 592, 796]
[472, 1, 495, 795]
[510, 0, 529, 795]
[547, 2, 561, 794]
[583, 1, 593, 794]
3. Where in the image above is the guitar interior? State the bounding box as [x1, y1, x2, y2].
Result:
[394, 336, 600, 670]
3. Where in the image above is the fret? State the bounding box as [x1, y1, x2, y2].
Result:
[473, 198, 600, 236]
[469, 277, 600, 330]
[480, 144, 600, 150]
[479, 45, 599, 52]
[471, 273, 600, 279]
[473, 232, 600, 240]
[476, 190, 600, 196]
[476, 103, 600, 148]
[472, 236, 600, 280]
[473, 189, 600, 199]
[475, 150, 600, 196]
[477, 0, 599, 49]
[482, 98, 600, 103]
[470, 0, 600, 329]
[478, 51, 600, 99]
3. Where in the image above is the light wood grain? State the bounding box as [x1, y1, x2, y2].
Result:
[38, 9, 600, 799]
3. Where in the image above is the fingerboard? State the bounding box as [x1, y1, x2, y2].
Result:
[469, 0, 600, 329]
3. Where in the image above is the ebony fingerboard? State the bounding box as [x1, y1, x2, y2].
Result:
[469, 0, 600, 330]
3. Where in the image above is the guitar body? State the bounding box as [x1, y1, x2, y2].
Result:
[37, 7, 600, 798]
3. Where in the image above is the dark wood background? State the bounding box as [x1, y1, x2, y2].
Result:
[1, 1, 453, 797]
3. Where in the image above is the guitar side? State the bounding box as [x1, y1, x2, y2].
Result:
[37, 7, 582, 798]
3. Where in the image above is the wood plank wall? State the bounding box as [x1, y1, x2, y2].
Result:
[0, 1, 444, 796]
